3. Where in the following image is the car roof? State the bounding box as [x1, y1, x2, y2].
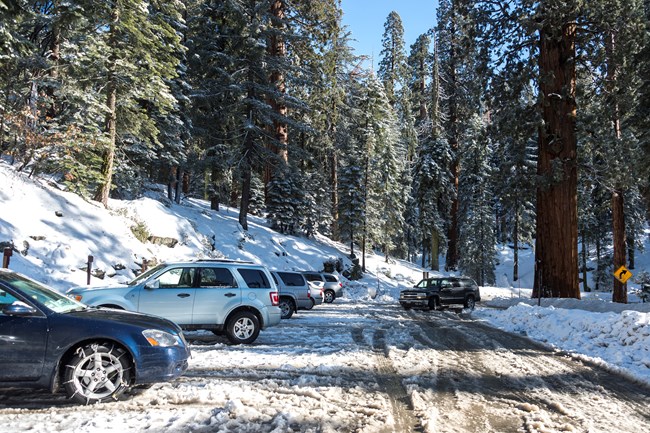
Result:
[160, 259, 257, 266]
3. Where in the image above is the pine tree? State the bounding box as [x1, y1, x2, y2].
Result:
[92, 0, 185, 206]
[377, 11, 407, 106]
[489, 72, 537, 283]
[459, 114, 496, 285]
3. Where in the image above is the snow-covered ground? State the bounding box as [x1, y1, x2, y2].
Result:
[1, 159, 650, 432]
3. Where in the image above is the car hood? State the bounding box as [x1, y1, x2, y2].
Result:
[65, 307, 182, 334]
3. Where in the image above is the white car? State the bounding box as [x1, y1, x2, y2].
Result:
[67, 260, 281, 344]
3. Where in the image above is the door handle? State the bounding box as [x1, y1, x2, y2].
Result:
[224, 293, 237, 298]
[177, 293, 191, 298]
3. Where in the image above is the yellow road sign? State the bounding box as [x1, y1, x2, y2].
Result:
[613, 265, 632, 284]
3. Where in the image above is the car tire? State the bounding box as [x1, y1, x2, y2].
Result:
[305, 298, 315, 310]
[63, 342, 132, 405]
[324, 290, 335, 304]
[428, 297, 439, 311]
[464, 295, 476, 310]
[226, 311, 260, 344]
[279, 298, 295, 319]
[402, 305, 411, 311]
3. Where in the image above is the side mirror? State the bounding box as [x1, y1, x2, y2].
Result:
[3, 303, 38, 316]
[144, 280, 160, 290]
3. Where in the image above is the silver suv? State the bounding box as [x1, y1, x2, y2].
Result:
[270, 271, 313, 319]
[301, 272, 343, 303]
[67, 260, 281, 344]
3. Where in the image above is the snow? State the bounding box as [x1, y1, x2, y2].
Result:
[1, 159, 650, 432]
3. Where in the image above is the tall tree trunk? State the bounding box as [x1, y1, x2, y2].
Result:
[595, 237, 601, 291]
[430, 229, 440, 271]
[265, 0, 288, 196]
[581, 231, 589, 292]
[533, 14, 580, 299]
[612, 190, 627, 302]
[239, 126, 254, 231]
[445, 8, 459, 272]
[330, 145, 339, 239]
[513, 210, 519, 282]
[607, 30, 627, 304]
[94, 7, 120, 207]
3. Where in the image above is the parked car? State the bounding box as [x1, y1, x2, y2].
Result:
[399, 276, 481, 311]
[67, 259, 281, 344]
[301, 272, 343, 303]
[0, 269, 190, 404]
[270, 271, 313, 319]
[308, 282, 324, 308]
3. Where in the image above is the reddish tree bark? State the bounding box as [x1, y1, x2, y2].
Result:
[533, 18, 580, 299]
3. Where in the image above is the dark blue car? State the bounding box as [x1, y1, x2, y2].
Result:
[0, 269, 190, 404]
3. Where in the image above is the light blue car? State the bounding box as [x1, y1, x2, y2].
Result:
[67, 260, 282, 344]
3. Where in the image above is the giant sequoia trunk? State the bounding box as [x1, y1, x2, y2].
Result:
[533, 18, 580, 299]
[265, 0, 288, 193]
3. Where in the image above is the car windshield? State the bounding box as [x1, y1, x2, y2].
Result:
[128, 264, 166, 286]
[5, 273, 86, 313]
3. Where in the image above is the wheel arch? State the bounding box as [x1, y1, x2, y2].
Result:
[51, 338, 136, 393]
[225, 305, 264, 328]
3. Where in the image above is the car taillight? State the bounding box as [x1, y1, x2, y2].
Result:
[270, 291, 279, 306]
[307, 290, 312, 298]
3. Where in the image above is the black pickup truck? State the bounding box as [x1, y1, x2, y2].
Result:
[399, 277, 481, 311]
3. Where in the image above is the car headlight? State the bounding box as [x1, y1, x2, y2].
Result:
[142, 329, 180, 347]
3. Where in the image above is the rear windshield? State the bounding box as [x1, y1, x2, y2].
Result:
[303, 273, 321, 282]
[238, 268, 271, 289]
[277, 272, 306, 287]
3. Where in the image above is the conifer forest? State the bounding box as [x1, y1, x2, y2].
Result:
[1, 1, 649, 301]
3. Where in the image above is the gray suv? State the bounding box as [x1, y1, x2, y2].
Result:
[301, 272, 343, 303]
[271, 271, 313, 319]
[67, 260, 281, 344]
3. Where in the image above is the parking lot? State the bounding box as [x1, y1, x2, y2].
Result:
[1, 301, 650, 433]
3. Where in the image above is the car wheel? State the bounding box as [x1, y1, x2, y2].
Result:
[63, 342, 132, 405]
[324, 290, 335, 304]
[402, 305, 411, 311]
[279, 298, 295, 319]
[226, 311, 260, 344]
[305, 298, 315, 310]
[465, 295, 476, 310]
[428, 297, 439, 311]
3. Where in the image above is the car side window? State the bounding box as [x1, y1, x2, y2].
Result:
[0, 289, 19, 314]
[323, 274, 337, 283]
[278, 272, 305, 287]
[158, 267, 195, 288]
[199, 267, 237, 288]
[238, 269, 271, 289]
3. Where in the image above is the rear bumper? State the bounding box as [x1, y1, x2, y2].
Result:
[265, 306, 282, 327]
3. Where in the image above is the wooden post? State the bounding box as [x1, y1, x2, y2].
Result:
[2, 247, 12, 268]
[87, 255, 93, 285]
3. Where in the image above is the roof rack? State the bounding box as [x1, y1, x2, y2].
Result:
[191, 259, 255, 264]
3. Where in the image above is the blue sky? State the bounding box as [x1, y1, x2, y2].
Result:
[340, 0, 439, 69]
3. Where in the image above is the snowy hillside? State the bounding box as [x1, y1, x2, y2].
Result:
[1, 158, 650, 387]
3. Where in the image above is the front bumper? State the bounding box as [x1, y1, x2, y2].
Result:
[135, 343, 191, 384]
[399, 298, 430, 308]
